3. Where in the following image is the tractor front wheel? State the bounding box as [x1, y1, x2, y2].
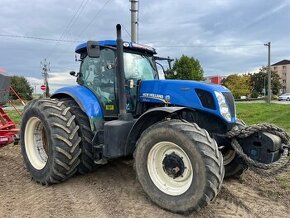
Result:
[135, 120, 224, 213]
[20, 99, 81, 184]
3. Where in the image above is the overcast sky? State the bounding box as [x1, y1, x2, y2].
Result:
[0, 0, 289, 92]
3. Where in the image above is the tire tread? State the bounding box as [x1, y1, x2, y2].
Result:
[20, 98, 81, 185]
[134, 119, 224, 213]
[61, 98, 96, 174]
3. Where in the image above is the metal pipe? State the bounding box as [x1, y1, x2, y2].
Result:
[116, 24, 127, 117]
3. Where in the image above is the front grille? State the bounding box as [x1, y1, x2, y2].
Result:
[222, 92, 235, 118]
[195, 89, 216, 110]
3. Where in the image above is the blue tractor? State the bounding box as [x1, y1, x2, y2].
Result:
[20, 25, 287, 213]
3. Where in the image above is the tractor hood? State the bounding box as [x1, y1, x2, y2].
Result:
[139, 80, 236, 123]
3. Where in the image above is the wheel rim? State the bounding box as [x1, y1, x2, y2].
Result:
[222, 149, 236, 165]
[24, 117, 49, 170]
[147, 141, 193, 196]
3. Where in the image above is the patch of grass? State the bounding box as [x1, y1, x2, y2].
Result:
[236, 103, 290, 133]
[237, 103, 290, 195]
[3, 110, 22, 125]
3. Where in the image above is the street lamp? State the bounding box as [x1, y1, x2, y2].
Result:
[263, 76, 266, 98]
[264, 42, 271, 103]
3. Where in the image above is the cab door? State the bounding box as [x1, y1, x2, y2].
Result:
[79, 48, 118, 118]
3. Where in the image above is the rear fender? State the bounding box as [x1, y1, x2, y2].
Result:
[51, 85, 104, 130]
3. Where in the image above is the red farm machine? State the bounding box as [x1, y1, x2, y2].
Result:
[0, 74, 24, 147]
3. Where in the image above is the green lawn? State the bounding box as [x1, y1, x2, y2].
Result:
[236, 103, 290, 133]
[3, 110, 22, 125]
[4, 103, 290, 132]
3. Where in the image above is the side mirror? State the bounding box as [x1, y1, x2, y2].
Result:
[70, 71, 76, 76]
[87, 41, 100, 58]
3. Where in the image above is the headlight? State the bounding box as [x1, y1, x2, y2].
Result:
[214, 91, 231, 121]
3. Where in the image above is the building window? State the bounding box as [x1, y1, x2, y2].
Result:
[283, 66, 286, 70]
[274, 66, 277, 70]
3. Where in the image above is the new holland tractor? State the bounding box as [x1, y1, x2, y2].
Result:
[20, 24, 289, 214]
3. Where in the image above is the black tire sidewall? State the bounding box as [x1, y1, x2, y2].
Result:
[224, 152, 247, 179]
[135, 125, 207, 212]
[20, 105, 55, 182]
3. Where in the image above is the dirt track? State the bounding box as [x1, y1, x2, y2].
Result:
[1, 144, 290, 218]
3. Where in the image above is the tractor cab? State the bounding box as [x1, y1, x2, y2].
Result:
[74, 40, 159, 118]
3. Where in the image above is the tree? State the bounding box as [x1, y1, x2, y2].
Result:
[222, 74, 251, 99]
[250, 67, 281, 96]
[166, 55, 204, 80]
[10, 76, 33, 100]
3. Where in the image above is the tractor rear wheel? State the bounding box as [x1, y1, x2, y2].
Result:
[20, 99, 81, 184]
[134, 120, 224, 213]
[62, 98, 96, 174]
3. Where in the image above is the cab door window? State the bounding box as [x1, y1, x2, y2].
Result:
[80, 48, 117, 116]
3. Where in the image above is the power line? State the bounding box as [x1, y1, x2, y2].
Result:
[61, 0, 89, 40]
[0, 34, 81, 42]
[57, 0, 90, 41]
[154, 44, 264, 48]
[121, 24, 131, 39]
[77, 0, 113, 39]
[48, 0, 90, 57]
[0, 33, 288, 50]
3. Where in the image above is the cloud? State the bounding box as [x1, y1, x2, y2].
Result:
[0, 0, 289, 80]
[242, 2, 288, 29]
[27, 71, 77, 94]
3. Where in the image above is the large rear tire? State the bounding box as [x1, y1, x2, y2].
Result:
[61, 98, 96, 174]
[20, 99, 81, 184]
[134, 120, 224, 214]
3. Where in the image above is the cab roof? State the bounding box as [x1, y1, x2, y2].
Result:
[75, 40, 157, 55]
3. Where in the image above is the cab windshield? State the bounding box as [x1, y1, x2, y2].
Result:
[124, 51, 158, 80]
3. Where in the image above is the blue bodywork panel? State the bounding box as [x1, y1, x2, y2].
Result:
[53, 80, 235, 125]
[75, 40, 156, 54]
[53, 85, 103, 129]
[139, 80, 236, 123]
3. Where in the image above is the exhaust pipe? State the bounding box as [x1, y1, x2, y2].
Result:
[116, 24, 132, 120]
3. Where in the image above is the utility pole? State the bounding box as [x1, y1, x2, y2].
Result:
[40, 59, 50, 97]
[130, 0, 139, 42]
[264, 42, 271, 103]
[33, 83, 37, 94]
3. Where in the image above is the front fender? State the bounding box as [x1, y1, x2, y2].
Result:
[124, 107, 187, 155]
[52, 85, 104, 130]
